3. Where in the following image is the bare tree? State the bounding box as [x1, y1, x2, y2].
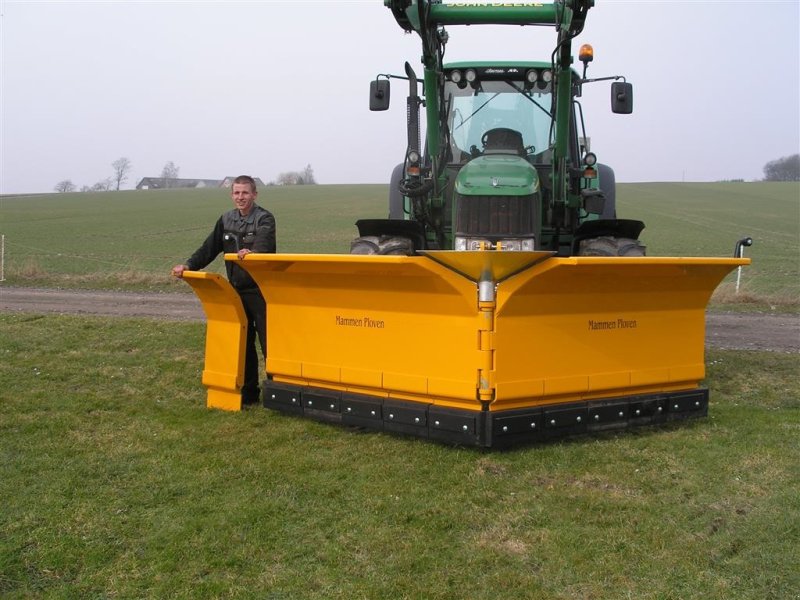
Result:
[54, 180, 76, 193]
[276, 165, 317, 185]
[91, 178, 113, 192]
[78, 179, 112, 192]
[276, 171, 300, 185]
[161, 161, 180, 188]
[111, 157, 132, 191]
[302, 164, 316, 185]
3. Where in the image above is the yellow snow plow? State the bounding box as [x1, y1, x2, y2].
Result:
[184, 252, 747, 447]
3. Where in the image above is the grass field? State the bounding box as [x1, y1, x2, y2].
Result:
[1, 314, 798, 599]
[1, 181, 798, 307]
[0, 185, 388, 290]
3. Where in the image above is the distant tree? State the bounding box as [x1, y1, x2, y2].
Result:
[161, 161, 180, 187]
[78, 179, 112, 192]
[276, 171, 300, 185]
[54, 179, 76, 193]
[276, 165, 317, 185]
[91, 178, 113, 192]
[301, 164, 316, 185]
[763, 154, 800, 182]
[111, 157, 132, 191]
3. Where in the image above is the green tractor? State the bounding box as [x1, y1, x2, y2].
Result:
[353, 0, 645, 257]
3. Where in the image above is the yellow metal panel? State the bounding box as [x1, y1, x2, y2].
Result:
[495, 377, 545, 399]
[670, 363, 705, 383]
[384, 371, 428, 395]
[631, 367, 671, 387]
[340, 366, 383, 389]
[344, 385, 390, 398]
[544, 374, 589, 396]
[201, 370, 239, 390]
[206, 389, 242, 412]
[492, 256, 746, 408]
[588, 371, 631, 393]
[266, 357, 302, 378]
[238, 254, 483, 407]
[302, 362, 341, 384]
[427, 375, 476, 399]
[181, 272, 247, 411]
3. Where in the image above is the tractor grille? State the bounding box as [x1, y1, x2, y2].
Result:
[455, 194, 536, 238]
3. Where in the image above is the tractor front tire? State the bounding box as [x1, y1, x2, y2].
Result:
[578, 236, 646, 257]
[350, 235, 414, 256]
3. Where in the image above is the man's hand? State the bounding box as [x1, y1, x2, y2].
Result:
[237, 249, 252, 260]
[171, 264, 188, 278]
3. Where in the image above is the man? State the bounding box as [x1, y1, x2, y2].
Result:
[172, 175, 276, 405]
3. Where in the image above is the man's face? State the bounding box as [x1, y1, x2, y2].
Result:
[231, 183, 257, 215]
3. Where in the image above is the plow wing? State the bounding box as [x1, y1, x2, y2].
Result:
[186, 253, 747, 447]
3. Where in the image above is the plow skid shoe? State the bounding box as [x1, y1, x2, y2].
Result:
[186, 252, 745, 447]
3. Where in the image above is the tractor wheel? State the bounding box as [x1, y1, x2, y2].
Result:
[578, 235, 646, 257]
[350, 236, 381, 255]
[350, 235, 414, 256]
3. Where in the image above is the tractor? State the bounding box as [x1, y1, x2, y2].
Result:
[353, 0, 643, 259]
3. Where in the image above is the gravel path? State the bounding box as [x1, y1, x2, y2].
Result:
[1, 286, 798, 353]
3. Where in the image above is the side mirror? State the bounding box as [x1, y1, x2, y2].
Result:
[611, 81, 633, 114]
[370, 79, 391, 111]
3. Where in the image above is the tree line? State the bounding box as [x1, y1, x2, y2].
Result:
[762, 154, 799, 182]
[55, 157, 139, 193]
[54, 160, 318, 192]
[270, 164, 316, 186]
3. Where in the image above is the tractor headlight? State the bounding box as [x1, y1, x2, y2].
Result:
[455, 236, 535, 252]
[454, 236, 488, 251]
[497, 238, 536, 252]
[465, 68, 477, 83]
[541, 69, 553, 83]
[525, 69, 538, 85]
[450, 70, 462, 84]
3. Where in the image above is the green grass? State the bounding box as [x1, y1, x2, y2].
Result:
[1, 314, 798, 598]
[0, 185, 388, 291]
[617, 182, 800, 307]
[1, 182, 798, 307]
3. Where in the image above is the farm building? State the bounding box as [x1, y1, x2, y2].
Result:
[135, 178, 222, 190]
[220, 176, 267, 188]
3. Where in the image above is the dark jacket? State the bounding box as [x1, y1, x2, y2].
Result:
[186, 205, 276, 291]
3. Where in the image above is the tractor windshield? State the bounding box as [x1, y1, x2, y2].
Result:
[447, 79, 554, 164]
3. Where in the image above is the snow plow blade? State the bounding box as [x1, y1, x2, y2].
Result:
[191, 252, 747, 447]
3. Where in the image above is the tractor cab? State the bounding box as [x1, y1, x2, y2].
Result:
[441, 63, 579, 251]
[445, 63, 561, 166]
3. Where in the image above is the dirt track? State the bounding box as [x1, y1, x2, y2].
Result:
[1, 286, 798, 353]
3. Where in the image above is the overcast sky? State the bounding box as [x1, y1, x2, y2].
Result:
[1, 0, 798, 194]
